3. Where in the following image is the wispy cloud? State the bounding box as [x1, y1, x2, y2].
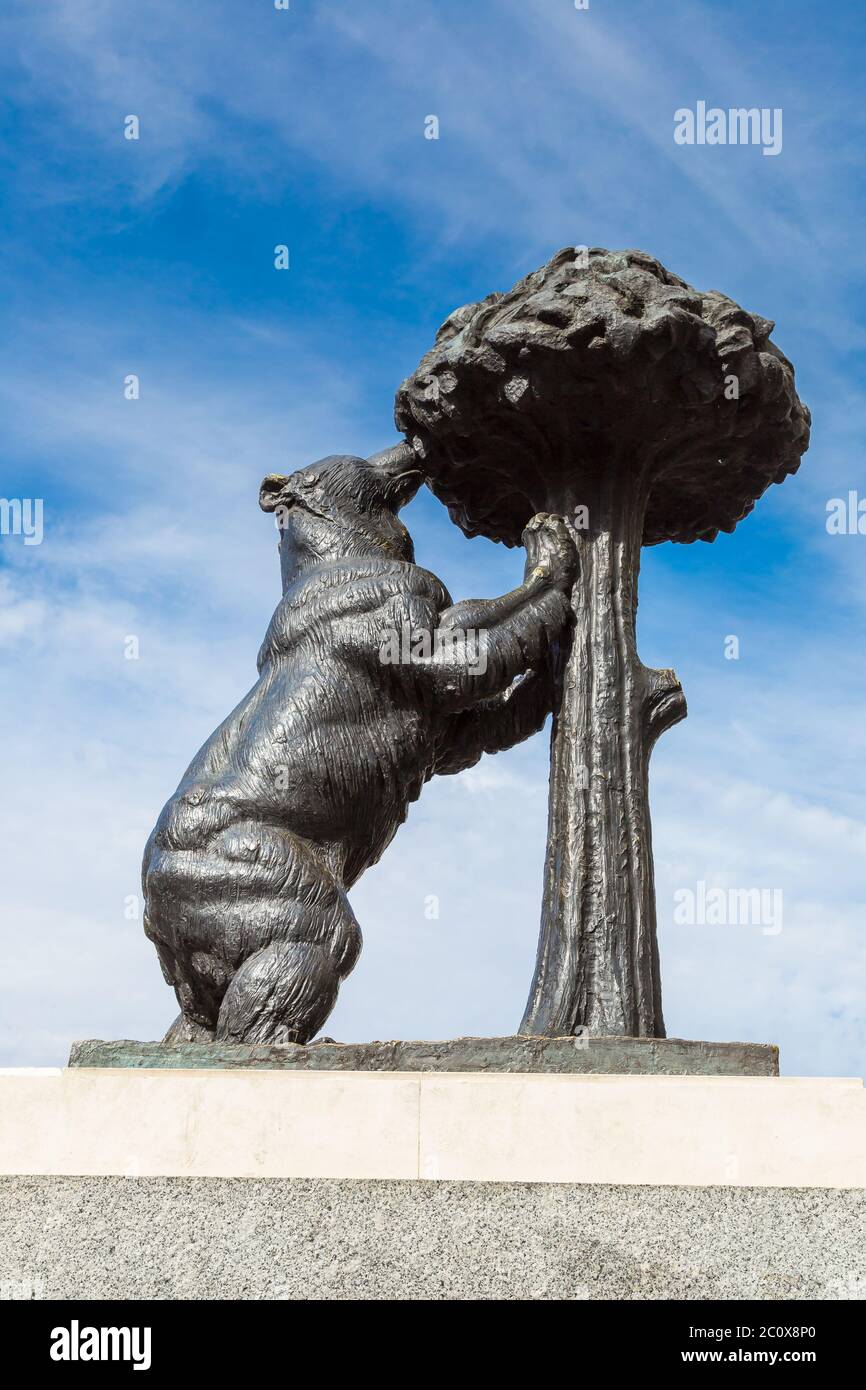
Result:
[1, 0, 864, 1076]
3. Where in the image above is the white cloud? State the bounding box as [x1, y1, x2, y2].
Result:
[3, 445, 865, 1074]
[1, 1, 864, 1080]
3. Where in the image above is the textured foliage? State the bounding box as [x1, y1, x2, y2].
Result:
[395, 247, 811, 546]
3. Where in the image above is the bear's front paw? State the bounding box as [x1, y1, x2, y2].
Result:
[522, 513, 578, 590]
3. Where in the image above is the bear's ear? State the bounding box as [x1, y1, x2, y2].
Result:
[259, 474, 293, 513]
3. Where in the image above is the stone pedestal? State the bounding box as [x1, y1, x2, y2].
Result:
[1, 1061, 863, 1300]
[1, 1064, 862, 1186]
[1, 1176, 863, 1301]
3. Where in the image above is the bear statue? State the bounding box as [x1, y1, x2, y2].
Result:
[141, 444, 577, 1045]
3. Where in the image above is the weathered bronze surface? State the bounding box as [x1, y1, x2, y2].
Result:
[141, 447, 575, 1044]
[396, 247, 810, 1039]
[69, 1035, 779, 1076]
[138, 249, 807, 1057]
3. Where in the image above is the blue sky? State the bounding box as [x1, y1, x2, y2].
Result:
[0, 0, 864, 1074]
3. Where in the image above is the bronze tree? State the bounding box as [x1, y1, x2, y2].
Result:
[395, 247, 810, 1038]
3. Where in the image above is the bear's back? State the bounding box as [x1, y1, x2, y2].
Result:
[258, 556, 451, 668]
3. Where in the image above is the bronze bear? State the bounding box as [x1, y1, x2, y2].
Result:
[142, 445, 576, 1044]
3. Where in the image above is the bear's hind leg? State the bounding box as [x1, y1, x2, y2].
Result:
[215, 941, 340, 1045]
[163, 1012, 216, 1044]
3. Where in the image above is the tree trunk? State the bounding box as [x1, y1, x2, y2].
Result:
[520, 467, 686, 1037]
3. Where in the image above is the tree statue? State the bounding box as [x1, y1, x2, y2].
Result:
[395, 247, 810, 1038]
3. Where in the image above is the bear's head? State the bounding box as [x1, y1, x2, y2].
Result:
[260, 445, 423, 580]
